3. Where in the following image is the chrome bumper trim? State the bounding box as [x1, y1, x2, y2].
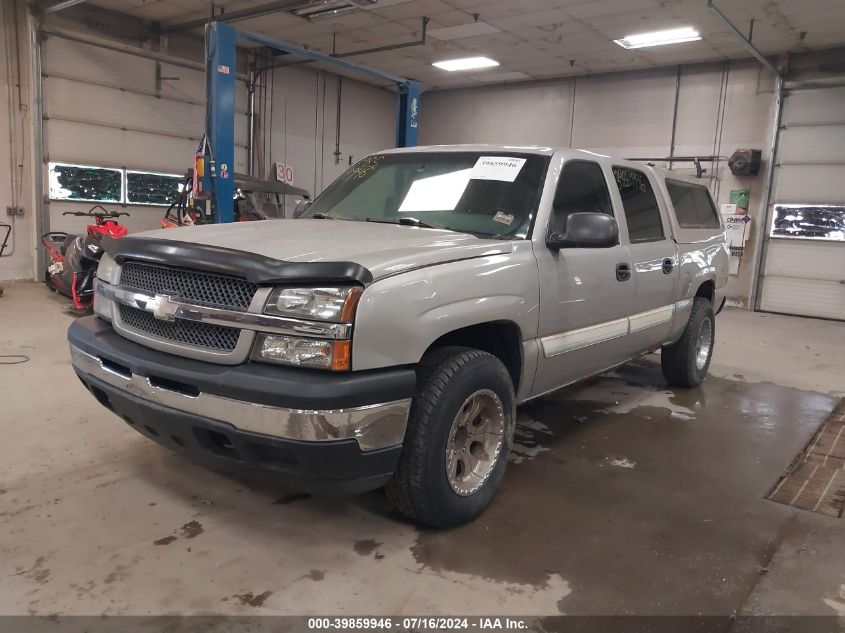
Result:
[99, 284, 352, 340]
[70, 345, 410, 452]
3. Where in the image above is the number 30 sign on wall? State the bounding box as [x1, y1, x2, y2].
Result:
[275, 163, 294, 184]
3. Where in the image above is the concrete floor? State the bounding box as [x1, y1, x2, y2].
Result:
[2, 281, 845, 617]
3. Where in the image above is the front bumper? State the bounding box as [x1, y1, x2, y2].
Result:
[69, 317, 415, 492]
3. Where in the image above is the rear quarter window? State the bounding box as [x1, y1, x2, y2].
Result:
[665, 180, 720, 229]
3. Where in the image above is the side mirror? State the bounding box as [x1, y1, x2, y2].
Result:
[293, 198, 312, 218]
[547, 212, 619, 249]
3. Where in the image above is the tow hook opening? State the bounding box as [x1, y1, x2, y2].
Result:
[196, 428, 242, 461]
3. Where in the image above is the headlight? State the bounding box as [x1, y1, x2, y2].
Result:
[97, 252, 118, 283]
[253, 333, 351, 371]
[264, 286, 362, 322]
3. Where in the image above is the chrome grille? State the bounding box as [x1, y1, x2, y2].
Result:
[118, 304, 240, 352]
[120, 261, 257, 311]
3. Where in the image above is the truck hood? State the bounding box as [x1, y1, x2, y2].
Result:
[135, 219, 513, 281]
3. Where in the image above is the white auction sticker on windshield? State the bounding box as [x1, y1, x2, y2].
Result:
[470, 156, 526, 182]
[493, 211, 515, 225]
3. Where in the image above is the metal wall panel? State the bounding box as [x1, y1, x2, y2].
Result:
[46, 119, 203, 170]
[781, 86, 845, 124]
[262, 65, 395, 197]
[44, 76, 247, 152]
[764, 240, 845, 282]
[778, 125, 845, 163]
[776, 165, 845, 204]
[759, 276, 845, 320]
[43, 39, 248, 172]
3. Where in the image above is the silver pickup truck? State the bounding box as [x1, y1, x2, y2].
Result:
[68, 145, 728, 527]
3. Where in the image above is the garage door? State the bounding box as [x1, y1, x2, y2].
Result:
[41, 33, 248, 235]
[758, 85, 845, 321]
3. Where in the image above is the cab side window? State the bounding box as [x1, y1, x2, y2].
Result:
[666, 179, 720, 229]
[612, 167, 665, 243]
[551, 161, 613, 234]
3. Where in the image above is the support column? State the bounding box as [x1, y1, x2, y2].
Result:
[206, 22, 237, 223]
[396, 80, 420, 148]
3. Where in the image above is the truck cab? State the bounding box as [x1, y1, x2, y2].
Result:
[68, 145, 729, 528]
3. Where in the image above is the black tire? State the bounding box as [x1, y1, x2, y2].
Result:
[386, 347, 515, 528]
[661, 297, 715, 388]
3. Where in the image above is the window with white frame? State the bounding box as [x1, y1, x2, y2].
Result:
[49, 162, 123, 203]
[48, 162, 183, 206]
[771, 204, 845, 242]
[126, 171, 184, 206]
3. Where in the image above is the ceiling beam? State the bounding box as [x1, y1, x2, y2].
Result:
[707, 0, 780, 75]
[41, 25, 250, 81]
[158, 0, 303, 34]
[332, 17, 428, 58]
[42, 0, 88, 14]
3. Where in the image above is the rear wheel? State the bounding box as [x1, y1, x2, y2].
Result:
[661, 297, 715, 387]
[386, 347, 515, 528]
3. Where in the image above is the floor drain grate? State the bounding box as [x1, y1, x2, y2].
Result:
[768, 399, 845, 518]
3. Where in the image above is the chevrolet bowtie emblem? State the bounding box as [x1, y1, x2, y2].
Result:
[139, 294, 180, 321]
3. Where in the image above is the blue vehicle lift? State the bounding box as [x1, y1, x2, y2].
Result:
[205, 21, 421, 223]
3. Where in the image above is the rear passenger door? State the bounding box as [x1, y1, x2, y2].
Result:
[611, 166, 680, 354]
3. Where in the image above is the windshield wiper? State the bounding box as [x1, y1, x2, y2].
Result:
[473, 231, 513, 240]
[364, 217, 448, 230]
[311, 212, 336, 219]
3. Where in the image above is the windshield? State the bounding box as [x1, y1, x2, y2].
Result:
[303, 151, 550, 238]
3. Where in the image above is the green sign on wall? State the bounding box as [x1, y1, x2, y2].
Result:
[730, 189, 750, 211]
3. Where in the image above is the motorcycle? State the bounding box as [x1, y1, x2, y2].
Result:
[42, 205, 129, 312]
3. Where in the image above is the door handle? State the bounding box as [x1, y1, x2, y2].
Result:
[662, 258, 674, 274]
[616, 263, 631, 282]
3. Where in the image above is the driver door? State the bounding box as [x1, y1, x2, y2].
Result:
[532, 159, 634, 395]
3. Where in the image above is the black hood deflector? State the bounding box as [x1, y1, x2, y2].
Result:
[103, 236, 373, 285]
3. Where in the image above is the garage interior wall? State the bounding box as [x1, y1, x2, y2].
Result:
[0, 0, 36, 281]
[255, 65, 396, 197]
[33, 9, 396, 261]
[420, 61, 778, 307]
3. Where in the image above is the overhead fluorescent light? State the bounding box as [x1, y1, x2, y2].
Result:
[429, 22, 501, 41]
[613, 26, 701, 49]
[433, 56, 500, 72]
[293, 0, 358, 20]
[359, 0, 413, 7]
[293, 0, 411, 19]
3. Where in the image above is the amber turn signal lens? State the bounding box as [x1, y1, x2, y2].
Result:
[331, 340, 351, 371]
[339, 287, 363, 323]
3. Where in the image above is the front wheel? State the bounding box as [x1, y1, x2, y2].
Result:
[661, 297, 715, 387]
[386, 347, 515, 528]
